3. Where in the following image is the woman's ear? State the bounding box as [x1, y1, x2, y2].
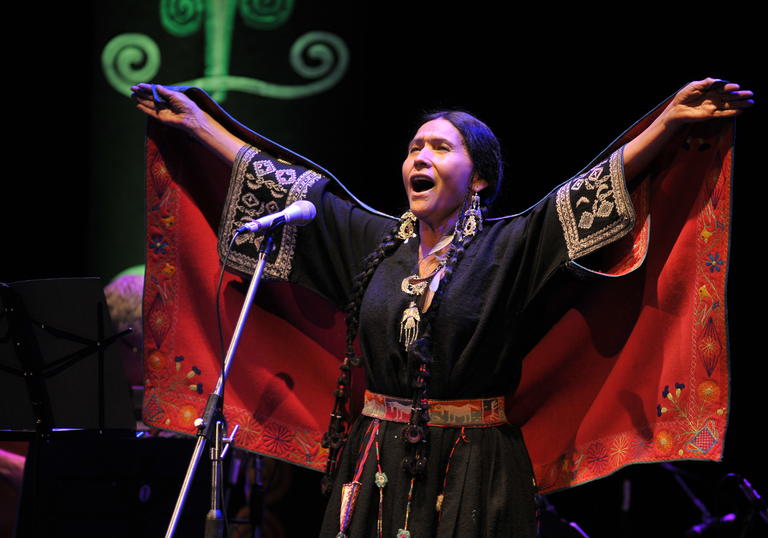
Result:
[472, 174, 488, 193]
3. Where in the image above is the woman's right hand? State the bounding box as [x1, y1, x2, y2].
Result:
[131, 83, 208, 137]
[131, 83, 245, 165]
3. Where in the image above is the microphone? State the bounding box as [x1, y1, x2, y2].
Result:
[236, 200, 316, 233]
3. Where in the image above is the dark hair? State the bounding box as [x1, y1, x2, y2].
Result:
[421, 110, 504, 210]
[322, 111, 499, 491]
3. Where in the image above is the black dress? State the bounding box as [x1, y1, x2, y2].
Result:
[220, 145, 634, 537]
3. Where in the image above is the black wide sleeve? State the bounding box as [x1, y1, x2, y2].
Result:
[217, 144, 394, 309]
[495, 147, 635, 313]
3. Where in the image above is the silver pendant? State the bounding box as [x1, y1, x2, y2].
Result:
[399, 301, 420, 350]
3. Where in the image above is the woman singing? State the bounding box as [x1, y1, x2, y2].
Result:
[133, 78, 752, 537]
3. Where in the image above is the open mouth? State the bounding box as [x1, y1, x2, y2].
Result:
[411, 176, 435, 193]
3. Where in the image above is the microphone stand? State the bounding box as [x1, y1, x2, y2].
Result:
[165, 226, 278, 538]
[661, 463, 738, 537]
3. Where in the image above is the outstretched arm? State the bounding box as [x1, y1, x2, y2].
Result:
[131, 83, 245, 165]
[623, 78, 754, 181]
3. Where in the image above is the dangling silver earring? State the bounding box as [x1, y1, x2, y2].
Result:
[462, 192, 483, 238]
[396, 210, 418, 242]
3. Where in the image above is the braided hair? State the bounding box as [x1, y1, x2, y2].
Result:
[321, 110, 504, 491]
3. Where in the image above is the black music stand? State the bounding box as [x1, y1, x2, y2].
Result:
[0, 277, 134, 433]
[0, 277, 135, 537]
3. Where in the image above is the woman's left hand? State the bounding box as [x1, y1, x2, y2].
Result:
[623, 78, 753, 181]
[662, 78, 754, 128]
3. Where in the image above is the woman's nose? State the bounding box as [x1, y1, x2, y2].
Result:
[414, 148, 432, 167]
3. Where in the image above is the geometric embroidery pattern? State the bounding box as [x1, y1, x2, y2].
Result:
[556, 148, 636, 259]
[218, 145, 323, 280]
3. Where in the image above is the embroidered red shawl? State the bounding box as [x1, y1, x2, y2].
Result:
[142, 89, 732, 493]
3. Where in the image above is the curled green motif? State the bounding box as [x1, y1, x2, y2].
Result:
[102, 33, 161, 97]
[160, 0, 203, 37]
[239, 0, 294, 30]
[290, 31, 349, 80]
[176, 31, 349, 100]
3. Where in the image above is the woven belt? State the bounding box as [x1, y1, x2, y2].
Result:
[361, 390, 508, 427]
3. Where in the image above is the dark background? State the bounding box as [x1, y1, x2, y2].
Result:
[1, 2, 764, 536]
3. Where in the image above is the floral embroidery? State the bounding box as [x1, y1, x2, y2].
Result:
[705, 253, 724, 272]
[658, 383, 686, 418]
[653, 378, 724, 459]
[146, 293, 171, 348]
[142, 105, 735, 491]
[161, 263, 176, 277]
[698, 317, 723, 376]
[177, 404, 199, 427]
[609, 434, 630, 467]
[655, 430, 674, 454]
[143, 134, 329, 472]
[585, 442, 609, 473]
[262, 422, 294, 456]
[629, 436, 652, 459]
[149, 234, 169, 254]
[147, 349, 168, 371]
[697, 380, 720, 402]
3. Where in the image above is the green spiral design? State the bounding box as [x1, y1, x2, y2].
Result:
[102, 33, 161, 97]
[290, 31, 348, 80]
[175, 31, 349, 100]
[160, 0, 203, 37]
[239, 0, 294, 30]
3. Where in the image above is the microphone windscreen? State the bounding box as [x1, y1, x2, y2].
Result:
[286, 200, 316, 226]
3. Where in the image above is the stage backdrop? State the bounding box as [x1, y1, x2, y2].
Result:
[0, 3, 761, 536]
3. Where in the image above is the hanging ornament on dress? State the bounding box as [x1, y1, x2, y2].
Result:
[373, 422, 387, 538]
[398, 234, 452, 351]
[401, 234, 452, 298]
[400, 301, 421, 350]
[461, 191, 483, 238]
[396, 477, 417, 537]
[401, 275, 430, 296]
[374, 471, 388, 488]
[337, 480, 361, 538]
[396, 210, 418, 242]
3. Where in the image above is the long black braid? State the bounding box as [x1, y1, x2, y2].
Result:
[321, 221, 404, 493]
[344, 226, 404, 366]
[401, 192, 477, 476]
[321, 110, 504, 492]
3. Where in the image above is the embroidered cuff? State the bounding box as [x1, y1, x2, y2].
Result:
[217, 144, 323, 279]
[555, 147, 635, 260]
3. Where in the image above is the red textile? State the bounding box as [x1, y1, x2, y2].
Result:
[510, 114, 733, 492]
[143, 90, 732, 492]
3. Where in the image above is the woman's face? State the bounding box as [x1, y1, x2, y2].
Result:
[402, 118, 485, 230]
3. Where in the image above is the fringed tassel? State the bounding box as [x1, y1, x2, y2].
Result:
[336, 420, 379, 537]
[336, 481, 361, 538]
